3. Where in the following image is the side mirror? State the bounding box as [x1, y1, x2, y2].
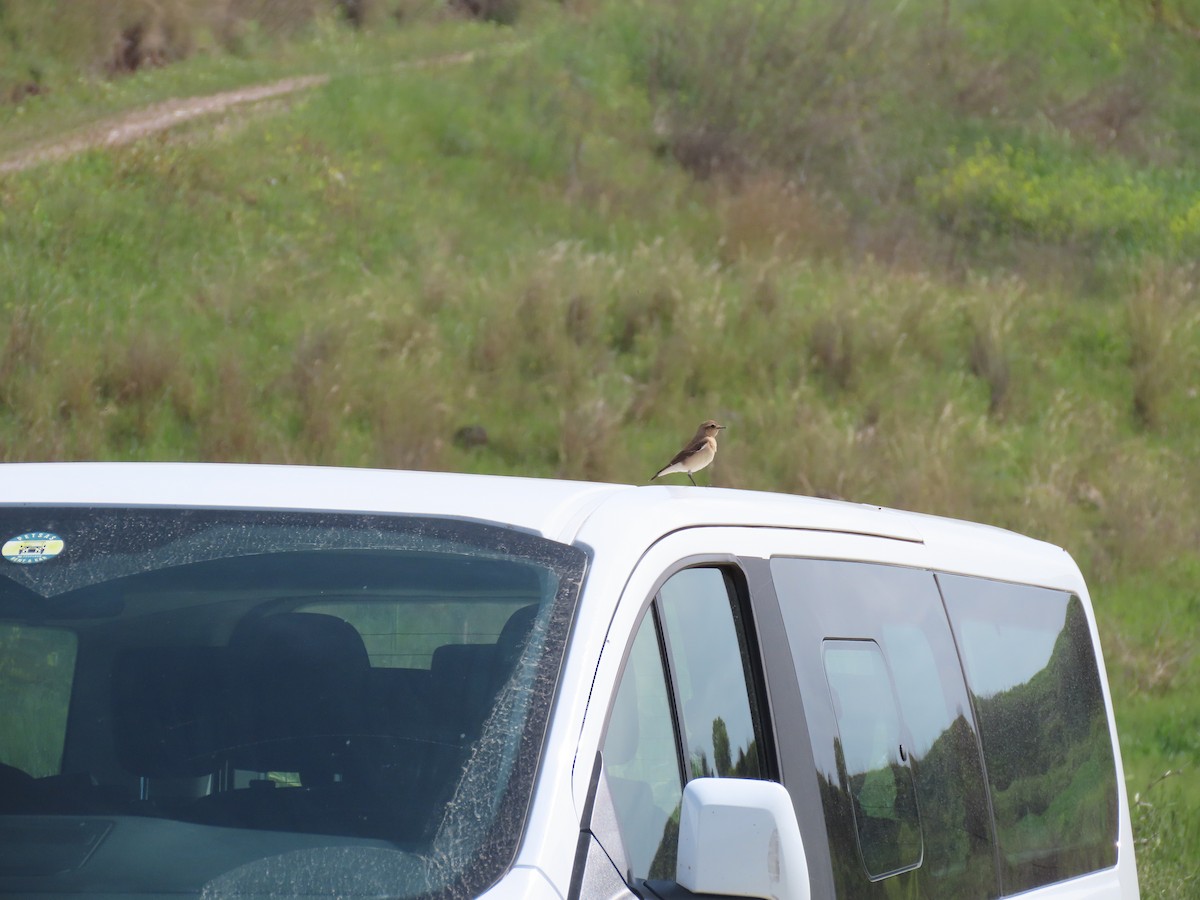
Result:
[676, 778, 811, 900]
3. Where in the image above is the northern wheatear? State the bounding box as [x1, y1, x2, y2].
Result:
[651, 420, 726, 485]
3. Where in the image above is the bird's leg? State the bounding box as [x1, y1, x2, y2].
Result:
[687, 473, 697, 486]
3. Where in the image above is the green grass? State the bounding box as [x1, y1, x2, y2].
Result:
[1, 0, 1198, 892]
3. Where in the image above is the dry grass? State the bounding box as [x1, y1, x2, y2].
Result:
[195, 351, 272, 463]
[966, 295, 1016, 419]
[718, 173, 847, 263]
[0, 305, 43, 410]
[808, 312, 857, 394]
[1127, 262, 1198, 431]
[1110, 629, 1196, 697]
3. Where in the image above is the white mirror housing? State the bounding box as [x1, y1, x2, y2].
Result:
[676, 778, 811, 900]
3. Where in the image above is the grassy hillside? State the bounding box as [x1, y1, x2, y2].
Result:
[1, 0, 1198, 893]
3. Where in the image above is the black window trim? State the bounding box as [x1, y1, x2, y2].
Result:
[742, 556, 838, 900]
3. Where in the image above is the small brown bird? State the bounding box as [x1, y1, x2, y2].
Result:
[652, 420, 726, 486]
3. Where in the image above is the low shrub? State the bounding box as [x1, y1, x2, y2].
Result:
[918, 140, 1200, 255]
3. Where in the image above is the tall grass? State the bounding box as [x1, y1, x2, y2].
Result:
[1133, 771, 1200, 897]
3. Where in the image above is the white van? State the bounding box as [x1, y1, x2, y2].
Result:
[0, 464, 1138, 899]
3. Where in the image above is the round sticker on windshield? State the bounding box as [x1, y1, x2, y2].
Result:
[2, 532, 64, 565]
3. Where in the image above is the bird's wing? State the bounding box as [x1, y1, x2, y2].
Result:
[667, 436, 707, 467]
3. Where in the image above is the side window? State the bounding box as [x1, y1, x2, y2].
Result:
[771, 558, 998, 899]
[658, 568, 765, 779]
[603, 610, 682, 881]
[823, 640, 922, 879]
[602, 565, 769, 884]
[938, 575, 1118, 892]
[0, 625, 76, 778]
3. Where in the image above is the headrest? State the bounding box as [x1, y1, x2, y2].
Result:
[112, 646, 225, 777]
[226, 612, 372, 775]
[427, 604, 540, 742]
[228, 611, 371, 677]
[496, 603, 539, 672]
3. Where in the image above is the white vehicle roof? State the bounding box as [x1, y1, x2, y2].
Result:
[0, 462, 1076, 587]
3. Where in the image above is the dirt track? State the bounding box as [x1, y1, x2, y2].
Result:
[0, 48, 492, 175]
[0, 76, 326, 175]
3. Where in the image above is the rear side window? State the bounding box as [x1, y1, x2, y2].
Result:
[0, 625, 76, 777]
[771, 558, 998, 899]
[938, 575, 1118, 891]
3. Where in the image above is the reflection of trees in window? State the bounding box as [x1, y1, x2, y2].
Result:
[821, 725, 1001, 899]
[707, 716, 760, 779]
[659, 567, 766, 785]
[771, 558, 1009, 898]
[911, 713, 995, 886]
[648, 805, 680, 880]
[819, 742, 861, 892]
[944, 586, 1118, 893]
[713, 716, 731, 776]
[838, 739, 922, 879]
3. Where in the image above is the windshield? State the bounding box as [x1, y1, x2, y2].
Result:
[0, 507, 587, 898]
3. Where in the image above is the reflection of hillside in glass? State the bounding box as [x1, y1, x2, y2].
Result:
[941, 578, 1118, 893]
[909, 713, 996, 891]
[773, 559, 1119, 897]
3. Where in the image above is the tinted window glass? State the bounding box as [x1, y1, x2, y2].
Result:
[823, 640, 922, 879]
[658, 568, 764, 779]
[602, 566, 769, 884]
[771, 558, 998, 899]
[0, 507, 586, 899]
[603, 610, 682, 881]
[939, 576, 1118, 891]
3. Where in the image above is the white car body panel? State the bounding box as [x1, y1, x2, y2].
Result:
[0, 463, 1138, 899]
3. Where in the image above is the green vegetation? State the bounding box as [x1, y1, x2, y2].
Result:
[0, 0, 1197, 892]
